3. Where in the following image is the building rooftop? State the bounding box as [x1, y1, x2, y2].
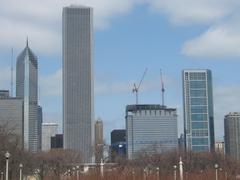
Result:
[126, 104, 176, 112]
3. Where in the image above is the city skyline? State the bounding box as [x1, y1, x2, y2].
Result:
[1, 1, 240, 143]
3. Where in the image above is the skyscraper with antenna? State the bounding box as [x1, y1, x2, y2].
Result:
[16, 39, 39, 152]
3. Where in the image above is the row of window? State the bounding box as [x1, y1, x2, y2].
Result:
[192, 122, 208, 129]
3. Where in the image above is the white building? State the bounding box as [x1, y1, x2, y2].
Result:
[126, 105, 178, 159]
[42, 123, 58, 151]
[63, 5, 94, 163]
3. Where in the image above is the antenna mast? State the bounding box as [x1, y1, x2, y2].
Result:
[132, 68, 148, 104]
[160, 69, 165, 106]
[11, 48, 13, 97]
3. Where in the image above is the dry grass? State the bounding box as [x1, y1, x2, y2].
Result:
[44, 168, 236, 180]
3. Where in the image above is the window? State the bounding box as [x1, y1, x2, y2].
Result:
[190, 90, 206, 97]
[190, 98, 207, 105]
[191, 106, 207, 113]
[192, 122, 208, 129]
[191, 114, 208, 121]
[192, 138, 208, 145]
[190, 81, 206, 89]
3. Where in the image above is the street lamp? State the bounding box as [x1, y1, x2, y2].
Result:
[76, 166, 79, 180]
[215, 164, 219, 180]
[0, 172, 3, 180]
[173, 165, 177, 180]
[156, 167, 159, 180]
[19, 163, 23, 180]
[5, 151, 10, 180]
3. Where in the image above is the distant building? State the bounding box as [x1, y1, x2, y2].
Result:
[0, 96, 23, 146]
[178, 134, 185, 152]
[63, 5, 94, 163]
[42, 123, 58, 151]
[215, 141, 224, 155]
[183, 69, 215, 152]
[110, 129, 126, 161]
[51, 134, 63, 149]
[0, 90, 10, 98]
[95, 119, 103, 163]
[126, 105, 178, 159]
[16, 40, 39, 152]
[225, 112, 240, 160]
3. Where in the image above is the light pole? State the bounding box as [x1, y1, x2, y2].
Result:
[76, 166, 79, 180]
[173, 165, 177, 180]
[19, 163, 23, 180]
[215, 164, 219, 180]
[0, 172, 3, 180]
[5, 151, 10, 180]
[179, 157, 183, 180]
[156, 167, 159, 180]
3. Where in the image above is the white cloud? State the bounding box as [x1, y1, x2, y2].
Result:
[148, 0, 238, 25]
[182, 19, 240, 58]
[0, 0, 138, 55]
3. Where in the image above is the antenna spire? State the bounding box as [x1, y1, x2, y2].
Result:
[11, 48, 13, 97]
[160, 69, 165, 106]
[26, 37, 29, 47]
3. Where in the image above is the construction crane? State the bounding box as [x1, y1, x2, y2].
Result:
[132, 68, 148, 104]
[160, 69, 165, 106]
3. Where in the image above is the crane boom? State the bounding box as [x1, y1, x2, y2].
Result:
[132, 68, 148, 104]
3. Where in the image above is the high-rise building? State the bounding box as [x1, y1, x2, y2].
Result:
[183, 69, 215, 152]
[62, 5, 94, 162]
[16, 41, 39, 152]
[38, 105, 43, 150]
[224, 112, 240, 160]
[126, 105, 178, 159]
[42, 123, 58, 151]
[95, 119, 103, 163]
[215, 141, 224, 155]
[0, 94, 23, 146]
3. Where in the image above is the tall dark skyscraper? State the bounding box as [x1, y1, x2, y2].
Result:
[183, 69, 215, 152]
[62, 5, 94, 162]
[16, 40, 39, 152]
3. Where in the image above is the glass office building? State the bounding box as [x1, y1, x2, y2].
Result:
[16, 41, 39, 152]
[62, 6, 94, 163]
[183, 69, 215, 152]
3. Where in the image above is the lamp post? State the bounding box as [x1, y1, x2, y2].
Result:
[156, 167, 159, 180]
[19, 163, 23, 180]
[215, 164, 219, 180]
[173, 165, 177, 180]
[179, 157, 183, 180]
[76, 166, 79, 180]
[5, 151, 10, 180]
[0, 172, 3, 180]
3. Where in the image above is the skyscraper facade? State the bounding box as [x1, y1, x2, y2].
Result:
[0, 95, 23, 147]
[95, 119, 103, 163]
[63, 5, 94, 162]
[183, 69, 215, 152]
[126, 105, 178, 159]
[224, 112, 240, 160]
[42, 123, 58, 151]
[16, 41, 39, 152]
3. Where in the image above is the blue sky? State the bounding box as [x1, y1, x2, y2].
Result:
[1, 0, 240, 143]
